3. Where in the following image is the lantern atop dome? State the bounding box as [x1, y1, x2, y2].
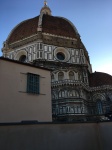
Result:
[44, 0, 47, 6]
[40, 0, 51, 15]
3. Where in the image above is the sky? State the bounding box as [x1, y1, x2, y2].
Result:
[0, 0, 112, 75]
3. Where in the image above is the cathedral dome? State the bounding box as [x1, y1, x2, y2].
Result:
[7, 15, 79, 45]
[89, 72, 112, 87]
[40, 0, 51, 15]
[3, 1, 90, 66]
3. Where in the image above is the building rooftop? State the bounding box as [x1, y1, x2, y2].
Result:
[89, 71, 112, 87]
[0, 57, 51, 71]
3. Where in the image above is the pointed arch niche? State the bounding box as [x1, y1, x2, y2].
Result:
[69, 71, 75, 80]
[58, 72, 64, 81]
[15, 50, 27, 62]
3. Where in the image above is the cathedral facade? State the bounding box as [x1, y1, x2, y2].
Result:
[1, 1, 112, 122]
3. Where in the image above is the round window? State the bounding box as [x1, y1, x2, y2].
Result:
[54, 47, 70, 62]
[19, 55, 26, 62]
[56, 52, 65, 60]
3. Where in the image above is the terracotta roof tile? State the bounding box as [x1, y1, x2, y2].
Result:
[7, 15, 77, 44]
[42, 15, 77, 38]
[89, 72, 112, 87]
[8, 16, 39, 44]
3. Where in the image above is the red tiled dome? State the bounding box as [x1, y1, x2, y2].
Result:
[7, 14, 78, 44]
[8, 16, 39, 44]
[89, 72, 112, 87]
[42, 15, 77, 38]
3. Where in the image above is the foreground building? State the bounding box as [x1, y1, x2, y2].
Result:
[0, 57, 52, 123]
[1, 1, 112, 122]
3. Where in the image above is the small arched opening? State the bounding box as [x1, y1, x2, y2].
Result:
[19, 55, 26, 62]
[69, 71, 75, 80]
[58, 72, 64, 81]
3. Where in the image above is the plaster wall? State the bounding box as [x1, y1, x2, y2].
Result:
[0, 122, 112, 150]
[0, 59, 52, 122]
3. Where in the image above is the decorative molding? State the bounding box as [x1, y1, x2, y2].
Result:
[9, 33, 42, 49]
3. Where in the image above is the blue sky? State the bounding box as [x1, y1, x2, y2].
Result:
[0, 0, 112, 75]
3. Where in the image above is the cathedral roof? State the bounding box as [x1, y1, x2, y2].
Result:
[7, 16, 39, 44]
[42, 15, 78, 38]
[89, 72, 112, 87]
[7, 15, 78, 44]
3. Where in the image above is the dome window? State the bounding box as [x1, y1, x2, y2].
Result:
[56, 52, 65, 61]
[19, 55, 26, 62]
[96, 100, 103, 114]
[58, 72, 64, 81]
[54, 47, 70, 62]
[69, 71, 75, 80]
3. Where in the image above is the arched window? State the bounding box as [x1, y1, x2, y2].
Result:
[68, 90, 79, 97]
[69, 71, 74, 80]
[58, 72, 64, 81]
[51, 74, 54, 82]
[69, 91, 73, 97]
[19, 55, 26, 62]
[56, 52, 65, 60]
[74, 72, 78, 80]
[96, 100, 103, 114]
[72, 90, 75, 97]
[79, 74, 82, 80]
[58, 90, 65, 98]
[59, 91, 61, 98]
[75, 90, 79, 97]
[62, 91, 65, 97]
[66, 106, 70, 113]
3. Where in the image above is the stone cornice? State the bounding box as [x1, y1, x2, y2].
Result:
[90, 85, 112, 92]
[43, 33, 77, 40]
[8, 33, 43, 49]
[8, 31, 78, 49]
[42, 33, 78, 48]
[52, 80, 112, 92]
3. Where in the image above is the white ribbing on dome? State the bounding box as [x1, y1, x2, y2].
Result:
[37, 13, 44, 32]
[38, 1, 52, 32]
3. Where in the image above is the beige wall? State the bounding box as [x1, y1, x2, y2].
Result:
[0, 59, 52, 122]
[0, 122, 112, 150]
